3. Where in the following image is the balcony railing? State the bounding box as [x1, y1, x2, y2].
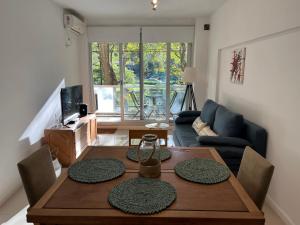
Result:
[94, 84, 186, 120]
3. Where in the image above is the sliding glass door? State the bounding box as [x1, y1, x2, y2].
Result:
[91, 41, 192, 123]
[143, 43, 167, 121]
[91, 43, 122, 122]
[122, 43, 141, 120]
[170, 43, 190, 116]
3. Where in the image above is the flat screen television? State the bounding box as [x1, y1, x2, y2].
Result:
[60, 85, 83, 125]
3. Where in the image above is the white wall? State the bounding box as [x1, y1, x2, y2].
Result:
[207, 0, 300, 225]
[0, 0, 81, 206]
[193, 17, 210, 108]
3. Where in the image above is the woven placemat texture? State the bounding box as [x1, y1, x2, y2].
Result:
[127, 148, 172, 162]
[175, 158, 230, 184]
[108, 177, 176, 214]
[68, 158, 125, 183]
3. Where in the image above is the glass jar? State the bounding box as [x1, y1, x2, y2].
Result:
[137, 134, 161, 178]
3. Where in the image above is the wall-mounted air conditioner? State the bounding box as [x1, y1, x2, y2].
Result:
[64, 14, 86, 35]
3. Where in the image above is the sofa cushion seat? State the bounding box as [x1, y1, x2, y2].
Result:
[173, 124, 199, 146]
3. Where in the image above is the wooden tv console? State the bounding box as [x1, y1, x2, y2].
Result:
[44, 114, 97, 167]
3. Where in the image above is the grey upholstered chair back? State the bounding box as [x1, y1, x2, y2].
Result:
[17, 145, 56, 206]
[237, 146, 274, 209]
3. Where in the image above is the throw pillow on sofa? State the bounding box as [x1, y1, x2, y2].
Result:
[213, 106, 244, 137]
[192, 117, 207, 135]
[199, 126, 218, 136]
[200, 99, 219, 127]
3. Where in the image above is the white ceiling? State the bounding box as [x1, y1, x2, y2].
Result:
[52, 0, 226, 25]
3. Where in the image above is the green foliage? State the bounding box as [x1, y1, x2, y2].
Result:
[143, 42, 167, 76]
[91, 43, 102, 85]
[124, 68, 136, 84]
[91, 42, 189, 86]
[170, 42, 187, 84]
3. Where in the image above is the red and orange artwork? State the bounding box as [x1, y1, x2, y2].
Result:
[230, 48, 246, 84]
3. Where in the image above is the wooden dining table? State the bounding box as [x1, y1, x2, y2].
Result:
[27, 146, 265, 225]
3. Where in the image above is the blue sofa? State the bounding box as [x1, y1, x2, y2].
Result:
[173, 99, 267, 173]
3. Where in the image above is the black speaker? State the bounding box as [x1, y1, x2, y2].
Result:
[79, 103, 88, 117]
[204, 24, 210, 30]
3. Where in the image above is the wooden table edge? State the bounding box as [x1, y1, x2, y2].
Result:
[28, 146, 264, 224]
[28, 208, 264, 224]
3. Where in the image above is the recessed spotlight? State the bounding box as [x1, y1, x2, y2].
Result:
[151, 0, 159, 10]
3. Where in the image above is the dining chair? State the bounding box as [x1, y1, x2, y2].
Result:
[237, 146, 274, 209]
[17, 145, 56, 206]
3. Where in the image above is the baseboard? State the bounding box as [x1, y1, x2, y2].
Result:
[266, 195, 296, 225]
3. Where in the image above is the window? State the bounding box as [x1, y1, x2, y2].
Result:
[91, 42, 192, 122]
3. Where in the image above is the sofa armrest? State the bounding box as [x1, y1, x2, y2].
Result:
[197, 136, 251, 147]
[178, 110, 201, 118]
[175, 116, 197, 124]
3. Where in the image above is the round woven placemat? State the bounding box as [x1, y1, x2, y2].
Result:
[68, 158, 125, 183]
[175, 158, 230, 184]
[127, 148, 172, 162]
[108, 177, 176, 214]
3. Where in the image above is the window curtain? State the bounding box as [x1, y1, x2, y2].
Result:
[142, 26, 194, 43]
[87, 26, 140, 43]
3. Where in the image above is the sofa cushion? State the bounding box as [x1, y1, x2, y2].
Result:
[192, 117, 207, 135]
[178, 110, 201, 118]
[197, 136, 250, 147]
[200, 99, 219, 126]
[173, 124, 199, 146]
[213, 106, 244, 137]
[175, 116, 197, 124]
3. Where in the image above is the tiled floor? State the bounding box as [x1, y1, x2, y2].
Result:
[95, 129, 175, 146]
[0, 129, 286, 225]
[0, 188, 29, 224]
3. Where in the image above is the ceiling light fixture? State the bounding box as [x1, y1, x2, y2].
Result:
[151, 0, 159, 10]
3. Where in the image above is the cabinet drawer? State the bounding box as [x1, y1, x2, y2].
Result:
[75, 124, 88, 157]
